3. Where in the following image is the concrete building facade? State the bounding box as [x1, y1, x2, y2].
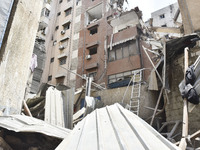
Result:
[41, 0, 81, 88]
[151, 2, 180, 28]
[0, 0, 43, 115]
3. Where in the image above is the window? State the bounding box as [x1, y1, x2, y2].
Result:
[88, 46, 97, 55]
[48, 75, 52, 81]
[63, 22, 70, 30]
[59, 57, 66, 65]
[45, 9, 50, 17]
[55, 26, 59, 31]
[159, 14, 165, 19]
[57, 12, 61, 16]
[76, 0, 81, 5]
[108, 70, 136, 88]
[108, 40, 138, 62]
[67, 0, 71, 2]
[161, 24, 167, 27]
[65, 8, 72, 16]
[59, 0, 63, 3]
[50, 57, 54, 63]
[89, 72, 97, 79]
[89, 26, 98, 35]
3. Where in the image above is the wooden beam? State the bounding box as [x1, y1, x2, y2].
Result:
[23, 100, 33, 117]
[179, 47, 189, 150]
[150, 87, 164, 126]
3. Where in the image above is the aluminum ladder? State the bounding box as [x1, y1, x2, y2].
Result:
[129, 70, 142, 115]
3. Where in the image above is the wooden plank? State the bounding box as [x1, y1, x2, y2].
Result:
[179, 47, 189, 150]
[150, 87, 164, 126]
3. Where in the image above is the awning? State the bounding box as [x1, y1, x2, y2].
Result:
[108, 36, 136, 49]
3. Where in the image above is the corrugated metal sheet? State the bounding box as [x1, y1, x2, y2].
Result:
[0, 0, 14, 48]
[56, 103, 179, 150]
[0, 115, 71, 139]
[45, 87, 74, 129]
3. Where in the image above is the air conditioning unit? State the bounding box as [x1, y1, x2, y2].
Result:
[61, 30, 65, 35]
[59, 45, 64, 50]
[86, 55, 91, 60]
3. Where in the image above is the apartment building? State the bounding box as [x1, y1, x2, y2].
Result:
[151, 2, 180, 27]
[76, 0, 151, 89]
[41, 0, 81, 88]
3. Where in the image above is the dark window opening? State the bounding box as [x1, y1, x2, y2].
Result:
[88, 46, 97, 55]
[57, 12, 61, 16]
[63, 22, 70, 30]
[65, 8, 72, 16]
[45, 9, 50, 17]
[108, 70, 136, 88]
[59, 0, 63, 3]
[59, 57, 66, 65]
[50, 57, 54, 63]
[160, 14, 165, 19]
[55, 26, 59, 31]
[89, 27, 98, 35]
[56, 77, 65, 84]
[67, 0, 71, 2]
[161, 24, 167, 27]
[48, 75, 52, 81]
[89, 72, 97, 78]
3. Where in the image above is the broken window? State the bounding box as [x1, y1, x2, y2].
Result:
[159, 14, 165, 19]
[108, 70, 134, 88]
[108, 40, 138, 62]
[50, 57, 54, 63]
[59, 57, 66, 65]
[88, 46, 98, 55]
[63, 22, 70, 30]
[89, 26, 98, 35]
[59, 0, 63, 3]
[65, 8, 72, 17]
[86, 3, 102, 25]
[48, 75, 52, 81]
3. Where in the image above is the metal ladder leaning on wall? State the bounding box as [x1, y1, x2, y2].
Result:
[129, 70, 142, 115]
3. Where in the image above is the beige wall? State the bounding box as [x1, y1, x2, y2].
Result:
[178, 0, 200, 34]
[42, 0, 80, 88]
[0, 0, 43, 115]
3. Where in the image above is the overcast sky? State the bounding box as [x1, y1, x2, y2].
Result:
[124, 0, 178, 21]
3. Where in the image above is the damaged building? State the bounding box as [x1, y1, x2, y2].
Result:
[1, 0, 200, 149]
